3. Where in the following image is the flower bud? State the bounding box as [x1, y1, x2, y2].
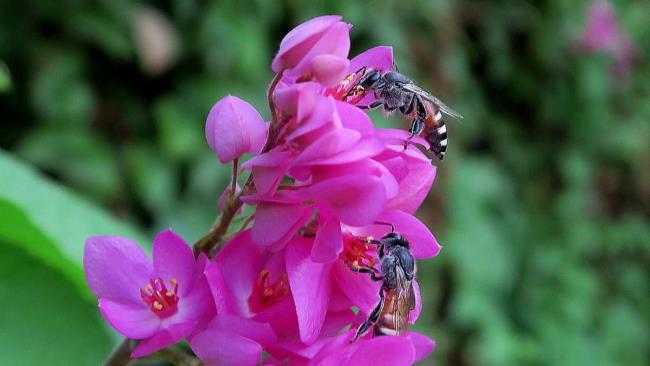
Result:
[205, 95, 268, 164]
[271, 15, 351, 80]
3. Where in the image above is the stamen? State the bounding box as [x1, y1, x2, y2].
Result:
[249, 269, 290, 313]
[341, 233, 378, 270]
[140, 277, 180, 318]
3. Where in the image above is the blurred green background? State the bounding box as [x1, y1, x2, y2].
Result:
[0, 1, 648, 365]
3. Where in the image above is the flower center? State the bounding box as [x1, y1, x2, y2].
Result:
[340, 234, 378, 270]
[249, 269, 289, 313]
[140, 278, 179, 319]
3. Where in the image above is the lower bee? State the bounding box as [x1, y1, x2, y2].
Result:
[340, 66, 463, 160]
[349, 228, 417, 340]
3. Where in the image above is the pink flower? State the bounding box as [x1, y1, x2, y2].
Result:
[206, 231, 359, 346]
[205, 95, 268, 163]
[190, 314, 277, 366]
[267, 329, 435, 365]
[205, 231, 300, 339]
[84, 229, 215, 357]
[272, 15, 351, 86]
[579, 0, 639, 79]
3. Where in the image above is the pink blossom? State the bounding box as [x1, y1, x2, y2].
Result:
[272, 15, 351, 86]
[205, 95, 268, 163]
[267, 329, 435, 365]
[190, 314, 277, 366]
[579, 0, 639, 79]
[86, 15, 447, 365]
[206, 231, 365, 346]
[205, 230, 300, 339]
[84, 229, 214, 357]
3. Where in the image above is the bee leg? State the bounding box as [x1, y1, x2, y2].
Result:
[364, 238, 385, 259]
[353, 285, 387, 341]
[403, 96, 428, 150]
[357, 100, 384, 110]
[357, 267, 383, 282]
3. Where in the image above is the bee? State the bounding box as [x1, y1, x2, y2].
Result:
[349, 228, 417, 340]
[343, 67, 463, 160]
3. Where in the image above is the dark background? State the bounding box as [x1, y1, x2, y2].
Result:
[0, 1, 648, 365]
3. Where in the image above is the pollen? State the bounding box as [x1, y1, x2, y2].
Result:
[341, 233, 378, 270]
[249, 269, 290, 313]
[140, 277, 180, 319]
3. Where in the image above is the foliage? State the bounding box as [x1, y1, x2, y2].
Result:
[0, 0, 648, 365]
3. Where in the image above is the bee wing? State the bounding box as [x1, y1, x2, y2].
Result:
[393, 265, 415, 334]
[401, 83, 464, 119]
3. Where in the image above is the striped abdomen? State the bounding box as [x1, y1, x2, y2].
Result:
[425, 109, 448, 160]
[373, 290, 401, 336]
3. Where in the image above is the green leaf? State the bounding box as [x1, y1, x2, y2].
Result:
[0, 244, 113, 365]
[0, 60, 10, 93]
[0, 150, 147, 297]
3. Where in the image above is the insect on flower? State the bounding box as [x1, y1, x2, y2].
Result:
[342, 67, 463, 160]
[349, 224, 418, 340]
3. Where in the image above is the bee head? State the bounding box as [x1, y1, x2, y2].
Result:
[359, 69, 382, 89]
[381, 232, 409, 249]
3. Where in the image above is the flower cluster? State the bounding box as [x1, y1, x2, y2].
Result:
[85, 15, 443, 365]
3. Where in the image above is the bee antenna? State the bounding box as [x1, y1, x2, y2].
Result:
[373, 221, 395, 233]
[393, 62, 400, 72]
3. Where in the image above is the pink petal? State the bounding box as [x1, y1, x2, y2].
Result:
[311, 217, 343, 263]
[251, 202, 311, 247]
[132, 321, 196, 358]
[288, 93, 338, 142]
[320, 309, 361, 337]
[293, 128, 361, 166]
[274, 82, 323, 119]
[347, 335, 415, 366]
[358, 211, 441, 258]
[376, 128, 429, 150]
[286, 22, 351, 79]
[174, 274, 215, 327]
[328, 283, 355, 312]
[309, 331, 358, 365]
[332, 261, 381, 315]
[335, 100, 375, 136]
[253, 295, 299, 339]
[409, 280, 422, 324]
[98, 299, 160, 339]
[152, 229, 195, 296]
[405, 331, 436, 362]
[205, 262, 240, 315]
[252, 165, 288, 196]
[272, 15, 343, 72]
[305, 175, 386, 226]
[286, 237, 333, 343]
[349, 46, 394, 73]
[275, 331, 351, 363]
[84, 236, 153, 306]
[312, 54, 350, 87]
[205, 95, 267, 164]
[215, 231, 266, 312]
[210, 314, 277, 346]
[384, 154, 436, 214]
[191, 329, 263, 366]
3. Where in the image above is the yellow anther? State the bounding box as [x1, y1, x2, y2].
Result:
[169, 278, 177, 285]
[263, 288, 274, 297]
[166, 291, 174, 297]
[153, 301, 163, 310]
